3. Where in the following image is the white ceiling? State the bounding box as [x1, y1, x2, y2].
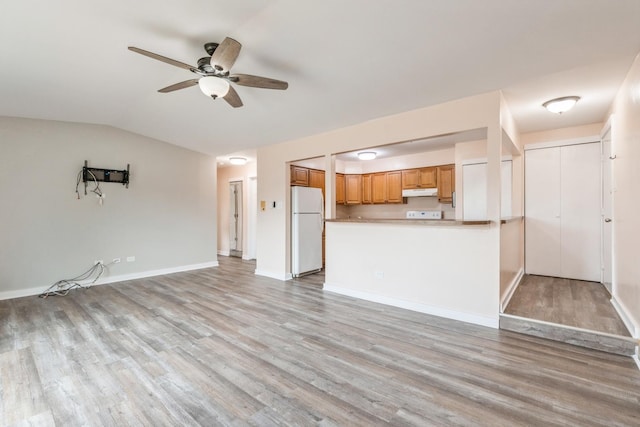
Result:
[2, 1, 639, 157]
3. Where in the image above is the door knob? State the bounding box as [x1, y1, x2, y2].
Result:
[604, 218, 612, 223]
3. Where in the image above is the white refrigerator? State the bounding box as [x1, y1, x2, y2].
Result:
[291, 186, 324, 277]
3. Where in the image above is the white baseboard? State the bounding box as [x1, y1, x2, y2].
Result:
[323, 283, 499, 329]
[0, 260, 219, 301]
[610, 295, 638, 338]
[217, 250, 230, 256]
[254, 269, 292, 281]
[242, 255, 255, 261]
[500, 268, 524, 312]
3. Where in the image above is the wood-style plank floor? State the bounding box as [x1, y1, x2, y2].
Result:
[505, 275, 631, 336]
[1, 257, 639, 426]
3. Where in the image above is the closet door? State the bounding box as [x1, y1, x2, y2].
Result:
[560, 143, 601, 281]
[525, 147, 562, 277]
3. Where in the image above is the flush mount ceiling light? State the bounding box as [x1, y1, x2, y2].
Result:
[198, 76, 230, 99]
[229, 157, 247, 165]
[542, 96, 580, 114]
[357, 151, 377, 160]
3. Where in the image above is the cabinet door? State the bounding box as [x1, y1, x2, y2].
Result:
[437, 165, 455, 203]
[361, 174, 372, 204]
[345, 174, 362, 205]
[290, 165, 309, 186]
[308, 169, 325, 197]
[386, 171, 403, 203]
[401, 169, 420, 189]
[371, 173, 387, 203]
[335, 173, 345, 205]
[419, 167, 437, 188]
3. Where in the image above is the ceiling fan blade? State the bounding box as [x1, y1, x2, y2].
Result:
[210, 37, 242, 72]
[128, 46, 195, 71]
[230, 74, 288, 90]
[158, 79, 199, 93]
[223, 85, 243, 108]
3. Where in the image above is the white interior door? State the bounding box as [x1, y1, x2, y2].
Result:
[560, 143, 601, 281]
[525, 147, 562, 277]
[602, 129, 613, 291]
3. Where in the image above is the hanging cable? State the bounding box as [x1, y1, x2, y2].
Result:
[39, 260, 113, 298]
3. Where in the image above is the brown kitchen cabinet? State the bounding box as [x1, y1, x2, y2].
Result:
[344, 174, 362, 205]
[386, 171, 403, 203]
[361, 174, 372, 204]
[290, 165, 309, 186]
[309, 168, 325, 197]
[437, 164, 455, 203]
[335, 173, 345, 205]
[402, 167, 437, 189]
[371, 171, 403, 204]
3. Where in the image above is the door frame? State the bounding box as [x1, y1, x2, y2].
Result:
[600, 116, 614, 292]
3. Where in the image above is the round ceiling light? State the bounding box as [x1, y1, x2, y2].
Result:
[198, 76, 230, 99]
[229, 157, 247, 165]
[357, 151, 377, 160]
[542, 96, 580, 114]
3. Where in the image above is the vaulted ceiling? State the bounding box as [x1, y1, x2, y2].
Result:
[2, 1, 639, 156]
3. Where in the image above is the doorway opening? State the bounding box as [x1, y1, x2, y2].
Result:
[229, 181, 243, 258]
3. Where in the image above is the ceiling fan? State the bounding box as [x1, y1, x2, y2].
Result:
[128, 37, 288, 108]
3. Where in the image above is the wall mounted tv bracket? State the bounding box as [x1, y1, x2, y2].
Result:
[82, 160, 130, 195]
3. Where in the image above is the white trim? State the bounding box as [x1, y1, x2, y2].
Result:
[0, 286, 46, 301]
[254, 269, 292, 281]
[242, 254, 255, 261]
[217, 250, 230, 256]
[0, 261, 219, 301]
[633, 353, 640, 371]
[611, 296, 638, 337]
[523, 135, 599, 151]
[323, 283, 498, 328]
[600, 114, 614, 139]
[500, 268, 524, 312]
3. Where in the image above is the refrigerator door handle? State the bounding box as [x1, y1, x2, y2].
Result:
[320, 193, 325, 232]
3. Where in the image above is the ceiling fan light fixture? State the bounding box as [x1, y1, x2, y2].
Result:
[357, 151, 377, 160]
[542, 96, 580, 114]
[198, 76, 230, 98]
[229, 157, 247, 165]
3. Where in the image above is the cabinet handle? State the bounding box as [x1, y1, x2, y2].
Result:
[604, 218, 612, 223]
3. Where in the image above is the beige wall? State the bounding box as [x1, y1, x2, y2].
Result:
[257, 91, 504, 279]
[0, 117, 217, 298]
[217, 162, 257, 258]
[520, 123, 602, 146]
[608, 53, 640, 338]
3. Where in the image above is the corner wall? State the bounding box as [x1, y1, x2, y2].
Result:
[0, 117, 218, 298]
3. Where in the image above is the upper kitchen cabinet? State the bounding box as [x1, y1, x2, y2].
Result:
[336, 173, 346, 204]
[402, 167, 437, 189]
[345, 174, 362, 205]
[290, 165, 309, 186]
[371, 171, 402, 204]
[309, 169, 325, 196]
[361, 174, 372, 204]
[437, 164, 455, 203]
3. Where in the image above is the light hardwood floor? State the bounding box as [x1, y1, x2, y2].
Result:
[505, 275, 630, 336]
[1, 257, 639, 426]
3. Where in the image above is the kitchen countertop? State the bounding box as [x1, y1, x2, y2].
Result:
[325, 218, 492, 226]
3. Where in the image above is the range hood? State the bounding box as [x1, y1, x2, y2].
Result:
[402, 188, 438, 197]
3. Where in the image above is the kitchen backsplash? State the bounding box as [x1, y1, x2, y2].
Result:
[337, 197, 454, 220]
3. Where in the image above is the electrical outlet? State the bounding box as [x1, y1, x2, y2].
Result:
[374, 271, 384, 279]
[112, 258, 121, 264]
[126, 256, 135, 262]
[94, 259, 103, 265]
